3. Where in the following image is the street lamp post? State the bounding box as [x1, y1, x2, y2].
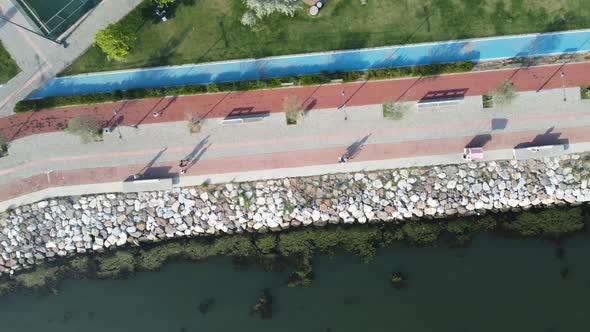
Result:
[341, 89, 348, 121]
[560, 71, 567, 102]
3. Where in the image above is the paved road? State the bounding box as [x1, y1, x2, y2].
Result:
[1, 62, 589, 142]
[0, 0, 142, 116]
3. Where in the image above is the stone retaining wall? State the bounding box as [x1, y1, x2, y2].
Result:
[1, 154, 590, 275]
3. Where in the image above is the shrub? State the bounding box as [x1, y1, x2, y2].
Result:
[284, 95, 303, 125]
[241, 11, 258, 27]
[343, 71, 363, 82]
[153, 0, 175, 6]
[94, 23, 137, 62]
[581, 87, 590, 99]
[97, 251, 136, 278]
[501, 208, 585, 239]
[382, 101, 408, 121]
[241, 0, 300, 26]
[187, 116, 202, 133]
[367, 62, 473, 80]
[298, 73, 331, 86]
[66, 115, 103, 143]
[401, 222, 441, 245]
[0, 134, 6, 156]
[14, 266, 60, 288]
[482, 94, 494, 108]
[256, 235, 277, 254]
[490, 80, 517, 107]
[14, 85, 207, 113]
[207, 83, 220, 93]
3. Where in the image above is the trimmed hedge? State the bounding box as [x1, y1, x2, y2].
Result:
[14, 61, 475, 113]
[14, 85, 207, 113]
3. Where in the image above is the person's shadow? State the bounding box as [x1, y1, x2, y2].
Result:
[345, 134, 372, 159]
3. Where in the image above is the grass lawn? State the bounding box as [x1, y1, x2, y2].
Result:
[0, 41, 19, 84]
[63, 0, 590, 76]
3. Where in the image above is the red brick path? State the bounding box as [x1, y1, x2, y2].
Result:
[1, 62, 589, 142]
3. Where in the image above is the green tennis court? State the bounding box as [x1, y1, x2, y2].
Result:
[15, 0, 102, 40]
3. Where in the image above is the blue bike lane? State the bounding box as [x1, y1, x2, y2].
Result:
[31, 29, 590, 99]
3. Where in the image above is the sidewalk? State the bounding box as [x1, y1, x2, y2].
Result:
[2, 126, 590, 211]
[0, 0, 142, 116]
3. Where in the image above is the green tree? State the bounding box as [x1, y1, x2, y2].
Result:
[66, 115, 103, 143]
[490, 80, 517, 107]
[94, 24, 137, 62]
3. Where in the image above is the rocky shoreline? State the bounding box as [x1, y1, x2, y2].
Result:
[1, 154, 590, 275]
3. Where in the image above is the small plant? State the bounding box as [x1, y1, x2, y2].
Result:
[580, 87, 590, 99]
[0, 134, 7, 156]
[251, 289, 273, 319]
[482, 94, 493, 108]
[187, 116, 202, 133]
[382, 101, 408, 121]
[390, 272, 408, 290]
[284, 95, 303, 125]
[298, 73, 331, 86]
[207, 83, 220, 93]
[239, 192, 252, 209]
[66, 115, 103, 143]
[153, 0, 175, 6]
[198, 297, 215, 314]
[490, 80, 517, 107]
[343, 71, 363, 82]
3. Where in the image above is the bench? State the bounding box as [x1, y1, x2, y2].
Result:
[122, 178, 173, 193]
[221, 115, 266, 124]
[512, 144, 569, 160]
[417, 97, 463, 109]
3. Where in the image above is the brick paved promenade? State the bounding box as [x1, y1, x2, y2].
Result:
[1, 62, 589, 142]
[1, 62, 590, 208]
